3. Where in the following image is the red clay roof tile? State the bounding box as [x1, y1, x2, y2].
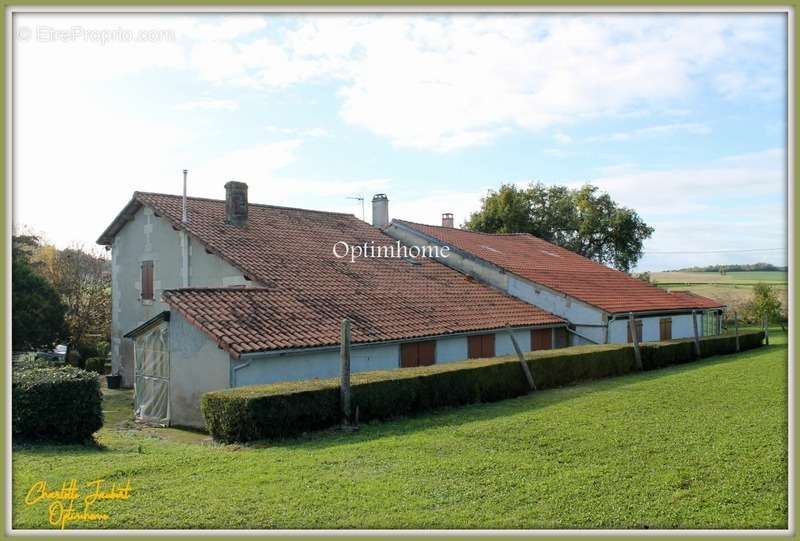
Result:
[109, 192, 563, 356]
[394, 220, 724, 314]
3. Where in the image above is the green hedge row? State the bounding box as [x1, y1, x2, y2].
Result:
[641, 331, 764, 370]
[202, 331, 764, 443]
[12, 366, 104, 442]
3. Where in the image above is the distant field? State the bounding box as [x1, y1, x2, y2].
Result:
[651, 271, 788, 287]
[651, 271, 788, 316]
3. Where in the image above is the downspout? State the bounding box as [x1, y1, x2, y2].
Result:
[231, 360, 251, 388]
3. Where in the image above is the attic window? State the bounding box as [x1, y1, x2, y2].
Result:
[480, 245, 502, 253]
[540, 250, 561, 258]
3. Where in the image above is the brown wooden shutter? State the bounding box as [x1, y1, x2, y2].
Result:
[400, 342, 419, 368]
[401, 341, 436, 367]
[481, 334, 495, 357]
[553, 328, 568, 348]
[660, 318, 672, 341]
[468, 335, 482, 359]
[531, 328, 552, 351]
[627, 319, 643, 343]
[141, 261, 154, 300]
[418, 341, 436, 366]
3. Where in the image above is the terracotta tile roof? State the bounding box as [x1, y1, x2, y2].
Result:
[393, 220, 724, 314]
[163, 286, 561, 357]
[103, 192, 563, 356]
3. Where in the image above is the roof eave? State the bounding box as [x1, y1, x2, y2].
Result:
[96, 194, 144, 246]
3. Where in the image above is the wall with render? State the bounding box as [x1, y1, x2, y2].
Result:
[110, 205, 252, 387]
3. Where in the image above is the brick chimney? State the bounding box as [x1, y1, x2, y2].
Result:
[442, 213, 454, 228]
[224, 181, 248, 227]
[371, 194, 389, 228]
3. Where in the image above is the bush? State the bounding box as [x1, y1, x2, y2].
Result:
[203, 344, 636, 443]
[12, 366, 103, 442]
[13, 352, 51, 371]
[202, 332, 764, 443]
[85, 357, 107, 375]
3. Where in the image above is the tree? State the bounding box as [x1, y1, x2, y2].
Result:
[743, 283, 784, 330]
[31, 244, 111, 366]
[12, 255, 68, 352]
[465, 183, 654, 272]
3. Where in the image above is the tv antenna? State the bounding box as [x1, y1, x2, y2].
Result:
[347, 195, 365, 222]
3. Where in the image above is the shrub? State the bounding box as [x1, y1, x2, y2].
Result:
[84, 357, 107, 375]
[202, 332, 764, 443]
[12, 366, 103, 442]
[13, 352, 51, 371]
[203, 344, 635, 443]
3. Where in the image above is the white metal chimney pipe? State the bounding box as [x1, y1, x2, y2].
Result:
[182, 169, 188, 224]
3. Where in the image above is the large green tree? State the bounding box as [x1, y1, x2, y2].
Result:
[465, 183, 654, 272]
[12, 243, 68, 352]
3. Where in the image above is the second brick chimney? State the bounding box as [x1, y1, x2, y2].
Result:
[441, 213, 454, 228]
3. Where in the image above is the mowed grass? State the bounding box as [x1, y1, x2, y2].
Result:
[12, 333, 788, 530]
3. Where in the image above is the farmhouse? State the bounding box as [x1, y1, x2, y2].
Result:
[97, 184, 566, 427]
[384, 218, 725, 347]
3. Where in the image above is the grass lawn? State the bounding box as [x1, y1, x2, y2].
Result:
[12, 332, 788, 530]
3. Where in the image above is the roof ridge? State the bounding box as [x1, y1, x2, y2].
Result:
[135, 191, 356, 217]
[394, 219, 533, 237]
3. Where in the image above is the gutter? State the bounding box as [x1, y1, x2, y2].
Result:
[237, 322, 568, 361]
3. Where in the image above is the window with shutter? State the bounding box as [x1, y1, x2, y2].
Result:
[468, 333, 495, 358]
[141, 261, 154, 301]
[531, 328, 552, 351]
[659, 317, 672, 341]
[400, 341, 436, 368]
[627, 320, 643, 343]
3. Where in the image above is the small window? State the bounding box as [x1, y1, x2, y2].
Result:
[141, 261, 154, 301]
[659, 317, 673, 341]
[400, 341, 436, 368]
[531, 328, 552, 351]
[627, 319, 643, 343]
[467, 333, 495, 359]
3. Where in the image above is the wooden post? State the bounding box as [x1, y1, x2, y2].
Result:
[506, 324, 536, 390]
[734, 311, 740, 352]
[340, 318, 352, 426]
[691, 310, 702, 358]
[628, 313, 642, 371]
[764, 313, 770, 346]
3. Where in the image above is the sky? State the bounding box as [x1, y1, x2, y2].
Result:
[13, 12, 788, 271]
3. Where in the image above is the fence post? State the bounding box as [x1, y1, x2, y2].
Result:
[340, 318, 352, 426]
[628, 312, 642, 371]
[734, 311, 740, 352]
[691, 310, 702, 358]
[764, 313, 770, 346]
[506, 324, 536, 390]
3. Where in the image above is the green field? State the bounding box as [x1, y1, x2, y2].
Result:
[651, 270, 787, 287]
[12, 332, 787, 530]
[651, 271, 788, 318]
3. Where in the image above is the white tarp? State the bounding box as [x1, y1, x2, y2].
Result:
[133, 320, 170, 425]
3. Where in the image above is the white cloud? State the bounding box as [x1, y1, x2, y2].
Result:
[162, 13, 784, 151]
[174, 98, 239, 111]
[543, 148, 572, 158]
[553, 131, 573, 144]
[584, 122, 711, 143]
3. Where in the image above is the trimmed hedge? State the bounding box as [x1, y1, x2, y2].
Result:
[85, 357, 107, 375]
[202, 331, 764, 443]
[12, 366, 103, 442]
